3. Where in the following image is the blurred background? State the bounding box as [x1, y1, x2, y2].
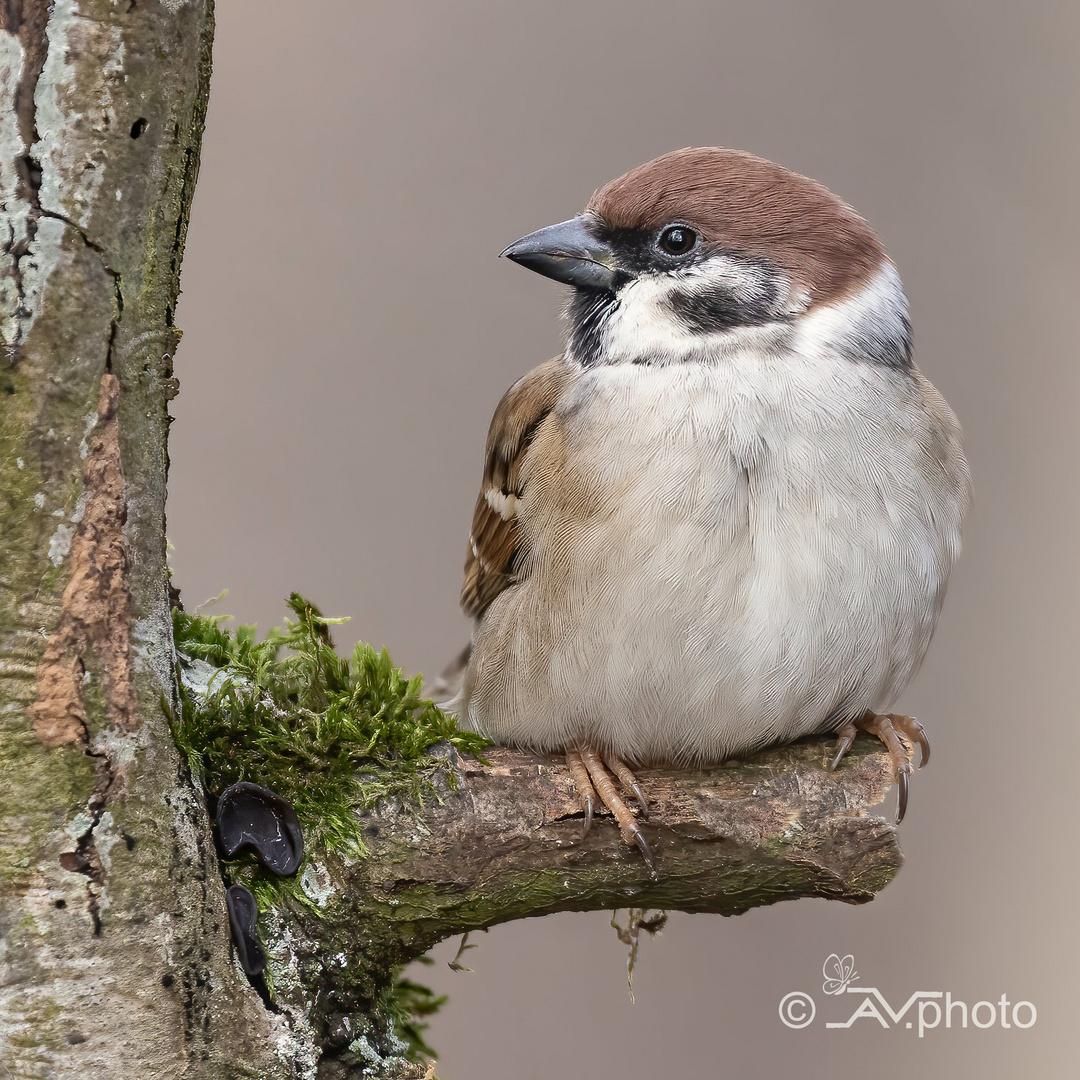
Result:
[169, 2, 1079, 1076]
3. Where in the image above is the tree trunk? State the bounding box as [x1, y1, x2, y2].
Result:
[0, 1, 290, 1075]
[0, 4, 903, 1078]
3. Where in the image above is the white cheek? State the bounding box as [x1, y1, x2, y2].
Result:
[603, 277, 693, 357]
[596, 256, 797, 364]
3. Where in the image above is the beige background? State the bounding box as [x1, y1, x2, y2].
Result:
[169, 2, 1079, 1077]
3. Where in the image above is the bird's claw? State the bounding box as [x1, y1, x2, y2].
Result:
[629, 823, 658, 878]
[567, 743, 656, 874]
[605, 753, 650, 819]
[830, 711, 928, 824]
[896, 760, 911, 824]
[902, 715, 931, 769]
[565, 747, 596, 838]
[828, 722, 857, 772]
[581, 790, 594, 838]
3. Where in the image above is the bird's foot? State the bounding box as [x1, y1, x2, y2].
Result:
[829, 711, 930, 824]
[565, 743, 656, 876]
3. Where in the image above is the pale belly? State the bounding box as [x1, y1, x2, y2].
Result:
[459, 359, 965, 766]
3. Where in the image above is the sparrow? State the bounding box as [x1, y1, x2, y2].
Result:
[441, 148, 970, 870]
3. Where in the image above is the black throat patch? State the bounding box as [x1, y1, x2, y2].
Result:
[566, 287, 622, 367]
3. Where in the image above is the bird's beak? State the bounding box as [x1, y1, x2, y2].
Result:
[501, 215, 619, 290]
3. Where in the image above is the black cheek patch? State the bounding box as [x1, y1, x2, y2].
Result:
[667, 278, 783, 334]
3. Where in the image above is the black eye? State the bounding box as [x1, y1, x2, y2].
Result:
[657, 225, 697, 256]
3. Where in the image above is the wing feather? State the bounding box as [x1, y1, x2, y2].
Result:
[461, 358, 572, 620]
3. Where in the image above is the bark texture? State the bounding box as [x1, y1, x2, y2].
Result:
[0, 1, 297, 1076]
[0, 4, 904, 1078]
[271, 739, 900, 1076]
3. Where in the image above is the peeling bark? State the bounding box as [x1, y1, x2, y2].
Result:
[0, 3, 906, 1078]
[30, 373, 135, 748]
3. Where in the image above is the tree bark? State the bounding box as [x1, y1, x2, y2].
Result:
[0, 4, 903, 1078]
[0, 1, 290, 1076]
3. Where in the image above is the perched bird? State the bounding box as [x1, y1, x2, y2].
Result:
[441, 148, 969, 869]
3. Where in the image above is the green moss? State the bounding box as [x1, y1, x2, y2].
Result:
[0, 366, 41, 635]
[172, 592, 487, 863]
[171, 592, 488, 1065]
[385, 963, 446, 1063]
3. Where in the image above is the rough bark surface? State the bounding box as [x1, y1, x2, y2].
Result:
[270, 739, 900, 1076]
[0, 4, 904, 1078]
[0, 2, 295, 1076]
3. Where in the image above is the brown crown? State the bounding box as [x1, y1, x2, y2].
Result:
[587, 147, 886, 307]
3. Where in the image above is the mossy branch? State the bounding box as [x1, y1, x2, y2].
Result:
[173, 600, 902, 1074]
[252, 740, 901, 1074]
[277, 736, 900, 976]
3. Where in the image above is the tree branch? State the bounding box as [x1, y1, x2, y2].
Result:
[262, 736, 901, 1070]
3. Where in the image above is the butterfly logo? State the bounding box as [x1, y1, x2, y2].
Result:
[821, 954, 858, 995]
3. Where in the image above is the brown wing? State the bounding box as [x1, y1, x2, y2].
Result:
[461, 358, 572, 620]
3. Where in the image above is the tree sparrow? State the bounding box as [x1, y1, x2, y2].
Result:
[441, 148, 970, 869]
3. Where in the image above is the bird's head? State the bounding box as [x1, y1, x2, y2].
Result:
[502, 147, 910, 369]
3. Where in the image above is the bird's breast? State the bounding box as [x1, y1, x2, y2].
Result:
[466, 350, 964, 764]
[531, 354, 909, 567]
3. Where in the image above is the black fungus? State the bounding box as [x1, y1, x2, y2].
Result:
[225, 884, 266, 977]
[216, 782, 304, 876]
